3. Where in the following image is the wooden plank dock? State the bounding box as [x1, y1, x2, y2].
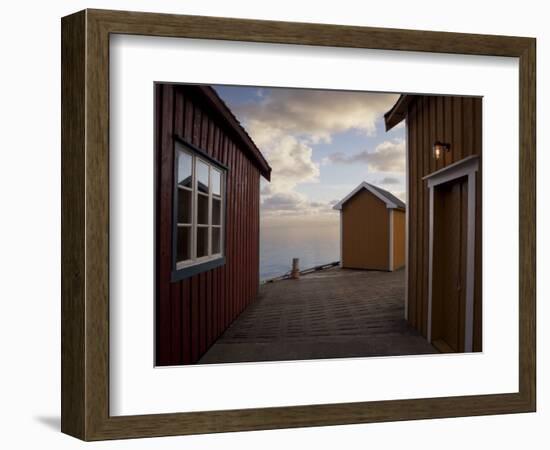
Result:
[199, 267, 437, 364]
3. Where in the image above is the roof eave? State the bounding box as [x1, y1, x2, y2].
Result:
[384, 94, 415, 131]
[333, 182, 406, 211]
[196, 85, 272, 181]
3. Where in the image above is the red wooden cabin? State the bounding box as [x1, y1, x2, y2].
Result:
[155, 84, 271, 365]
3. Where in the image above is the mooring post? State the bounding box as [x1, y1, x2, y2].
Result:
[291, 258, 300, 279]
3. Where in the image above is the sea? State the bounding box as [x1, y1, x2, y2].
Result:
[259, 222, 340, 280]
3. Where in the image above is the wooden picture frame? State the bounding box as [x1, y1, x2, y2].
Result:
[61, 9, 536, 440]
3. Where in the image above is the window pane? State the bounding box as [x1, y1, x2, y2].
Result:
[176, 226, 191, 262]
[212, 227, 221, 254]
[177, 150, 193, 188]
[177, 188, 192, 224]
[197, 159, 209, 193]
[211, 169, 221, 196]
[212, 198, 221, 225]
[197, 193, 208, 225]
[197, 227, 209, 257]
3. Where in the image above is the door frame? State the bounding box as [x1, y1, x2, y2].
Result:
[388, 209, 394, 271]
[423, 155, 479, 352]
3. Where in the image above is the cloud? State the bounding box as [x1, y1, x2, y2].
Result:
[261, 191, 335, 217]
[379, 176, 401, 185]
[237, 89, 399, 145]
[262, 191, 305, 212]
[262, 135, 320, 192]
[324, 139, 405, 172]
[233, 89, 398, 193]
[220, 87, 400, 218]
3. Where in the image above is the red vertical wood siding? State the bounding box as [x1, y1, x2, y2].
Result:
[406, 95, 482, 351]
[155, 84, 262, 365]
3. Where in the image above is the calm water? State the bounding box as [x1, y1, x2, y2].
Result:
[260, 223, 340, 280]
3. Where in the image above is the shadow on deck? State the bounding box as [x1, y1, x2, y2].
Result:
[199, 267, 437, 364]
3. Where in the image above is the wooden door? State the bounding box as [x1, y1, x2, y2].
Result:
[431, 176, 468, 353]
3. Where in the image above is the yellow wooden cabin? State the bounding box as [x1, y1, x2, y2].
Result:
[333, 182, 406, 272]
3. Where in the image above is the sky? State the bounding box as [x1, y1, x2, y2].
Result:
[213, 85, 406, 229]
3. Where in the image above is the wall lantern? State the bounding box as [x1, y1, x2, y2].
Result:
[433, 141, 451, 160]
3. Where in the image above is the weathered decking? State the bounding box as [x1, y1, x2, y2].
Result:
[199, 267, 437, 364]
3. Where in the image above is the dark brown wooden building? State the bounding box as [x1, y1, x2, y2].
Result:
[385, 95, 482, 353]
[155, 84, 271, 366]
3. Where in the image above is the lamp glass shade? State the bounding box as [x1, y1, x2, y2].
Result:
[433, 143, 442, 160]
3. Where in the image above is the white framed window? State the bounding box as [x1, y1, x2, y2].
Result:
[173, 140, 225, 278]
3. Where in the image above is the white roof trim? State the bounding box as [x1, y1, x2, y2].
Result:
[332, 182, 400, 210]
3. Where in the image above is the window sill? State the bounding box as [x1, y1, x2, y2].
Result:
[170, 257, 226, 282]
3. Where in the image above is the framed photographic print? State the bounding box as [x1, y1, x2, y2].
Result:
[61, 9, 536, 440]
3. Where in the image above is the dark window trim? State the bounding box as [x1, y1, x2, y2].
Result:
[171, 139, 228, 282]
[171, 257, 226, 282]
[174, 134, 229, 171]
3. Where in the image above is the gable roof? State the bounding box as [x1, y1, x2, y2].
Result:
[332, 182, 406, 211]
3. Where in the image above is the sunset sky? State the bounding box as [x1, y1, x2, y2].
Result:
[214, 85, 406, 228]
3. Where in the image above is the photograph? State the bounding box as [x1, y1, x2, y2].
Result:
[154, 83, 482, 366]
